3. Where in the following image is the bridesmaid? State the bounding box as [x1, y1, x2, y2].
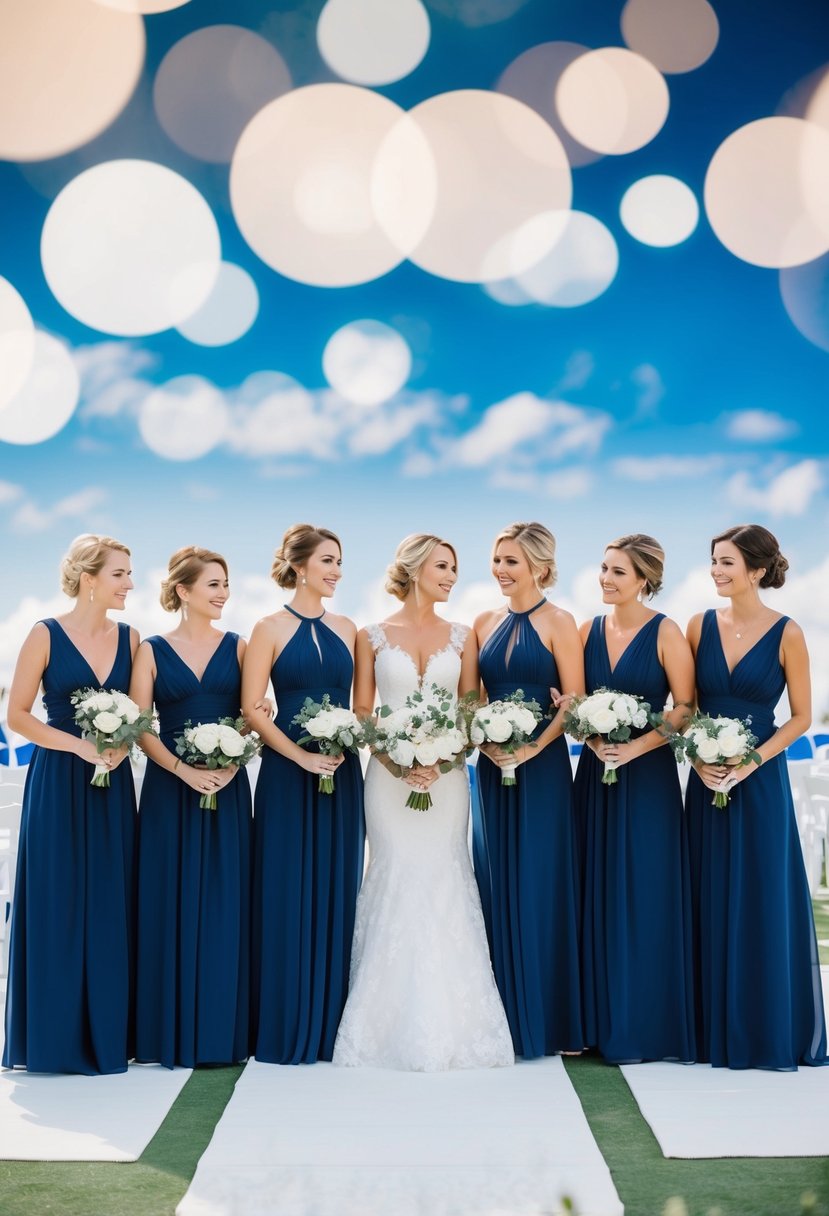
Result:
[131, 547, 251, 1068]
[472, 521, 585, 1057]
[573, 534, 696, 1063]
[687, 523, 826, 1069]
[3, 534, 137, 1074]
[242, 524, 364, 1064]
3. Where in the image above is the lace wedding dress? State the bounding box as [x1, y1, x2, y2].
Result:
[333, 622, 514, 1072]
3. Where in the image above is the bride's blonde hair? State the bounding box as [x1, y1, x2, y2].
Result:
[385, 534, 458, 602]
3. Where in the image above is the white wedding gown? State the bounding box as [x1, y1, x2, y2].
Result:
[333, 622, 514, 1072]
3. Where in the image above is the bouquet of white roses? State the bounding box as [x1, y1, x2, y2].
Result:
[292, 694, 363, 794]
[361, 683, 468, 811]
[675, 712, 761, 808]
[71, 686, 155, 787]
[174, 717, 261, 809]
[563, 688, 652, 785]
[468, 691, 543, 786]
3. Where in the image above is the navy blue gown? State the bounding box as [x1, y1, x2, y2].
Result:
[687, 609, 826, 1069]
[472, 601, 583, 1057]
[3, 619, 136, 1075]
[135, 632, 251, 1068]
[574, 614, 695, 1063]
[251, 608, 365, 1064]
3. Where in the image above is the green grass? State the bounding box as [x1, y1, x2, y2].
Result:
[813, 895, 829, 965]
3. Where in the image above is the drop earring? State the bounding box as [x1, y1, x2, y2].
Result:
[301, 576, 307, 586]
[89, 587, 94, 603]
[182, 601, 189, 622]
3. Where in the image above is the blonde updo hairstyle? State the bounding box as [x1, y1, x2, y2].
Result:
[493, 522, 557, 590]
[160, 546, 229, 612]
[606, 533, 665, 599]
[60, 533, 131, 598]
[385, 533, 458, 602]
[271, 524, 341, 589]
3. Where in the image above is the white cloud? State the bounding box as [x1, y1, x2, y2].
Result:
[0, 480, 23, 504]
[727, 459, 824, 517]
[613, 455, 724, 481]
[631, 363, 665, 417]
[448, 394, 611, 470]
[556, 349, 594, 393]
[74, 340, 157, 420]
[10, 486, 108, 534]
[724, 409, 798, 442]
[489, 465, 593, 499]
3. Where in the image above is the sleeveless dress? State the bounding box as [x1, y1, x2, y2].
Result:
[3, 619, 136, 1075]
[333, 622, 513, 1071]
[251, 607, 365, 1065]
[686, 609, 827, 1069]
[135, 632, 251, 1068]
[472, 601, 584, 1058]
[573, 614, 695, 1063]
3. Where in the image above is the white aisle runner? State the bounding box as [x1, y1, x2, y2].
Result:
[621, 968, 829, 1158]
[0, 1008, 192, 1161]
[177, 1058, 624, 1216]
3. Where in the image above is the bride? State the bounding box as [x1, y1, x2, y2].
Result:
[333, 534, 514, 1072]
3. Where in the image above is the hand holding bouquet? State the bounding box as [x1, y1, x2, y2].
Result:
[564, 688, 652, 785]
[174, 717, 261, 809]
[71, 686, 155, 787]
[468, 691, 543, 786]
[675, 713, 761, 807]
[291, 695, 363, 794]
[362, 683, 468, 811]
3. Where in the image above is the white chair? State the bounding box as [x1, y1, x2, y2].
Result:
[797, 772, 829, 895]
[0, 799, 22, 980]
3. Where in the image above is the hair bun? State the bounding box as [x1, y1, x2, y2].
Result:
[761, 551, 789, 589]
[384, 560, 410, 601]
[271, 549, 297, 589]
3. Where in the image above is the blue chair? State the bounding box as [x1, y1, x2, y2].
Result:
[0, 722, 34, 767]
[813, 733, 829, 750]
[787, 736, 814, 761]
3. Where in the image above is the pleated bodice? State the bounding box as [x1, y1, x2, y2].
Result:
[271, 610, 353, 738]
[694, 609, 787, 742]
[147, 632, 242, 744]
[41, 618, 133, 731]
[585, 613, 667, 706]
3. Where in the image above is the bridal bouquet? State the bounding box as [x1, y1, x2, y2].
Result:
[362, 683, 468, 811]
[468, 691, 543, 786]
[674, 712, 761, 808]
[292, 694, 363, 794]
[174, 717, 261, 809]
[71, 686, 155, 787]
[564, 688, 652, 785]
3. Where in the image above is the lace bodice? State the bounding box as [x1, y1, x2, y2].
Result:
[366, 621, 468, 710]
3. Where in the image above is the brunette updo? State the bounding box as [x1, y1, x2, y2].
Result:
[60, 534, 131, 598]
[493, 522, 557, 589]
[271, 524, 341, 589]
[606, 533, 665, 598]
[160, 546, 229, 612]
[385, 534, 458, 601]
[711, 524, 788, 589]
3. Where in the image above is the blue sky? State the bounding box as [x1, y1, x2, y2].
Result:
[0, 0, 827, 709]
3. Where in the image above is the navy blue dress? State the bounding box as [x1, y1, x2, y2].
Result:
[472, 601, 583, 1057]
[135, 632, 251, 1068]
[3, 619, 136, 1075]
[251, 607, 365, 1064]
[686, 609, 826, 1069]
[574, 614, 695, 1063]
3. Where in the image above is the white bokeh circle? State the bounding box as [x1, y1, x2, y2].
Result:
[176, 263, 259, 347]
[620, 175, 699, 246]
[496, 42, 602, 168]
[0, 332, 79, 445]
[0, 0, 145, 161]
[231, 84, 433, 287]
[41, 160, 222, 336]
[556, 48, 669, 155]
[780, 253, 829, 352]
[0, 279, 36, 412]
[323, 320, 412, 405]
[138, 376, 229, 460]
[621, 0, 719, 74]
[317, 0, 430, 86]
[514, 211, 619, 307]
[154, 26, 292, 164]
[374, 90, 572, 283]
[704, 117, 829, 268]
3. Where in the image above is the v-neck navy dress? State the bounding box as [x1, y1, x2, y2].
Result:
[573, 614, 695, 1063]
[472, 601, 584, 1058]
[135, 632, 252, 1068]
[686, 609, 826, 1069]
[3, 618, 136, 1074]
[251, 608, 365, 1065]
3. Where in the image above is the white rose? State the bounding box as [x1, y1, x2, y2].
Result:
[306, 712, 335, 739]
[481, 713, 512, 743]
[192, 723, 221, 754]
[470, 722, 486, 746]
[510, 707, 537, 735]
[590, 707, 619, 735]
[632, 708, 649, 729]
[217, 725, 246, 757]
[383, 708, 413, 733]
[612, 695, 636, 725]
[580, 692, 614, 718]
[389, 739, 416, 768]
[111, 693, 140, 724]
[717, 732, 746, 759]
[92, 710, 122, 734]
[415, 739, 441, 766]
[436, 730, 465, 761]
[691, 729, 709, 749]
[88, 692, 116, 712]
[329, 708, 359, 730]
[695, 735, 721, 763]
